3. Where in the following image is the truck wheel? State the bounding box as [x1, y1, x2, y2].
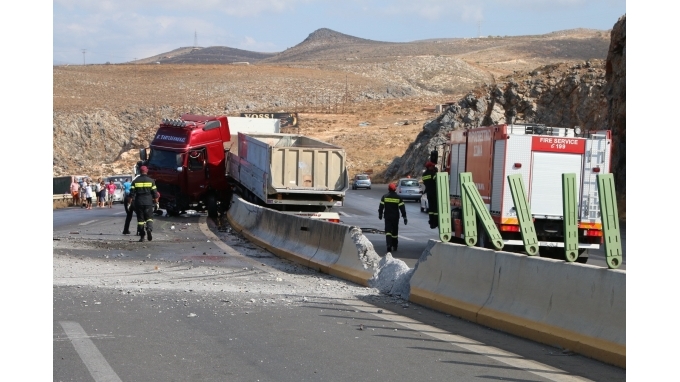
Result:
[167, 208, 180, 217]
[206, 195, 218, 218]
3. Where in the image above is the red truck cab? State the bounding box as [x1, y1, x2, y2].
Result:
[140, 114, 231, 217]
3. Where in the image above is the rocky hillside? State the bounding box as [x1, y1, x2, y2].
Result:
[383, 15, 626, 219]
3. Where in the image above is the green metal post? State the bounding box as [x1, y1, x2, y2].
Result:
[459, 172, 477, 246]
[562, 173, 579, 262]
[436, 172, 452, 242]
[597, 174, 623, 269]
[461, 181, 504, 250]
[507, 174, 539, 256]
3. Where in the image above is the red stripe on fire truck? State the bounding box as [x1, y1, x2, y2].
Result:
[531, 136, 585, 154]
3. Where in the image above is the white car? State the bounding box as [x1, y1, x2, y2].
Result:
[111, 181, 125, 203]
[420, 191, 428, 212]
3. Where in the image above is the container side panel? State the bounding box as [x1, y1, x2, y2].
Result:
[491, 140, 506, 214]
[503, 136, 533, 220]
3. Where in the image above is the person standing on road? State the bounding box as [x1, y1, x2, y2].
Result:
[123, 178, 132, 199]
[422, 161, 438, 229]
[83, 181, 93, 210]
[130, 166, 160, 242]
[378, 182, 407, 252]
[70, 178, 80, 207]
[93, 179, 102, 208]
[106, 180, 117, 208]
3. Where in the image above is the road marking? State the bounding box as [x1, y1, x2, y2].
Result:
[344, 300, 592, 382]
[59, 321, 122, 382]
[113, 211, 126, 215]
[397, 235, 414, 241]
[79, 220, 97, 226]
[339, 211, 351, 217]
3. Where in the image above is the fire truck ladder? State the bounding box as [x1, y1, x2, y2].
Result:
[507, 174, 539, 256]
[582, 134, 608, 220]
[460, 172, 504, 250]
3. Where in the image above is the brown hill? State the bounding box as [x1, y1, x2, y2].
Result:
[52, 23, 622, 213]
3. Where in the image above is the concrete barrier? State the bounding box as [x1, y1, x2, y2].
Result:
[408, 241, 626, 368]
[409, 241, 497, 323]
[478, 251, 626, 368]
[226, 196, 376, 285]
[327, 226, 375, 287]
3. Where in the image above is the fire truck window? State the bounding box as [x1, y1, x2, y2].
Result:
[188, 151, 204, 171]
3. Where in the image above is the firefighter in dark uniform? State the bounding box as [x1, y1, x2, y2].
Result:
[130, 166, 160, 242]
[422, 161, 438, 229]
[378, 183, 407, 252]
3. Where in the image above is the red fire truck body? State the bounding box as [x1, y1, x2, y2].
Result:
[444, 124, 612, 258]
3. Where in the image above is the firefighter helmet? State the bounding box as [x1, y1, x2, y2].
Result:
[388, 183, 397, 192]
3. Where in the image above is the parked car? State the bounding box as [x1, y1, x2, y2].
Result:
[111, 181, 125, 204]
[352, 174, 372, 190]
[395, 178, 422, 202]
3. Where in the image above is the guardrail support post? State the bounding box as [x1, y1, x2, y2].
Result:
[436, 172, 452, 242]
[562, 173, 579, 262]
[459, 172, 477, 246]
[597, 173, 623, 269]
[460, 172, 503, 250]
[507, 174, 539, 256]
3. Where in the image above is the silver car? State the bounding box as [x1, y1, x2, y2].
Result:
[396, 178, 422, 202]
[352, 174, 372, 190]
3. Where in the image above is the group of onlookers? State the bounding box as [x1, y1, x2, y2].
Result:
[69, 177, 119, 209]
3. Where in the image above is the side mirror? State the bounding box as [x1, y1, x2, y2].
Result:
[139, 148, 148, 161]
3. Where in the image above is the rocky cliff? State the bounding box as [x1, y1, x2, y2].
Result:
[383, 16, 625, 218]
[605, 15, 626, 219]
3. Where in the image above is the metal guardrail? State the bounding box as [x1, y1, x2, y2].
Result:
[53, 194, 72, 201]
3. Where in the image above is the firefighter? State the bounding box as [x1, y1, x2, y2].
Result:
[378, 183, 407, 252]
[422, 161, 438, 229]
[130, 166, 160, 242]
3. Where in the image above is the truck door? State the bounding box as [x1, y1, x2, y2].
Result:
[530, 152, 583, 218]
[186, 149, 207, 198]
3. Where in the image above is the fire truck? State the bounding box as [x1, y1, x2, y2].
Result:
[439, 124, 612, 262]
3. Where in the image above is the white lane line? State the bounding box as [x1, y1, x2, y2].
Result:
[397, 235, 414, 241]
[339, 211, 351, 217]
[113, 212, 126, 215]
[79, 220, 97, 226]
[59, 321, 122, 382]
[344, 300, 592, 382]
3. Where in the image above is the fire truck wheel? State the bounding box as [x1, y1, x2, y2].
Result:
[166, 208, 180, 217]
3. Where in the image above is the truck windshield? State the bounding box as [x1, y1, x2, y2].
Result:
[148, 149, 183, 169]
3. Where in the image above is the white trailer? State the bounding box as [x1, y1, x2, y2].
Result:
[225, 132, 348, 215]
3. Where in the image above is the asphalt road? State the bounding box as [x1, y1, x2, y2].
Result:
[338, 184, 626, 270]
[53, 204, 625, 381]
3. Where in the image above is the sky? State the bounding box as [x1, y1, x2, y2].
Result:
[53, 0, 626, 65]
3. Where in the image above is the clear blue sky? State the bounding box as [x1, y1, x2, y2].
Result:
[53, 0, 626, 65]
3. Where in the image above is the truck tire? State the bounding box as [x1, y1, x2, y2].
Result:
[206, 195, 218, 218]
[166, 208, 180, 217]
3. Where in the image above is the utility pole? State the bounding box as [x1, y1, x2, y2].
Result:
[477, 21, 482, 38]
[81, 49, 87, 65]
[194, 30, 198, 47]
